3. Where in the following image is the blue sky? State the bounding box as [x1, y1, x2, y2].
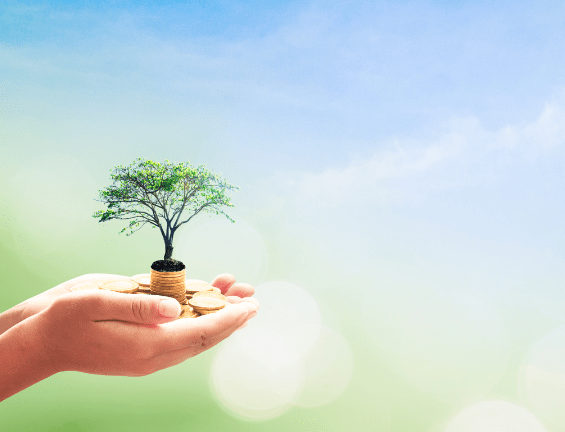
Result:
[3, 0, 565, 173]
[2, 0, 565, 297]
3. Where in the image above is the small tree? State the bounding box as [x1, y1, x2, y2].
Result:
[93, 157, 238, 262]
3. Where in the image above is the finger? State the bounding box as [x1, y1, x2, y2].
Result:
[210, 274, 236, 294]
[150, 303, 250, 356]
[235, 321, 249, 331]
[179, 308, 257, 353]
[225, 296, 260, 310]
[75, 289, 182, 324]
[145, 309, 256, 370]
[222, 299, 258, 314]
[225, 282, 255, 298]
[236, 310, 257, 330]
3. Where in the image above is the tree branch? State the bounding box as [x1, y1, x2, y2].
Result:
[173, 202, 212, 231]
[125, 221, 150, 236]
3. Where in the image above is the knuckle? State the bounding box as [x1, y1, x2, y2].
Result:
[186, 322, 200, 342]
[188, 324, 209, 349]
[51, 294, 76, 313]
[84, 292, 106, 311]
[131, 297, 154, 322]
[200, 333, 208, 349]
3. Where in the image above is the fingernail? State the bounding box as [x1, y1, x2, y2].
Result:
[159, 299, 180, 318]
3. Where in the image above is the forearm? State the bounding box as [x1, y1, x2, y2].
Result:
[0, 312, 57, 402]
[0, 293, 56, 336]
[0, 304, 23, 336]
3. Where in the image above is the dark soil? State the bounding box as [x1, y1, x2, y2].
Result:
[151, 259, 186, 272]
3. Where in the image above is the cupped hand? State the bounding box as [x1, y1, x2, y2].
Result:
[33, 287, 258, 377]
[8, 273, 258, 330]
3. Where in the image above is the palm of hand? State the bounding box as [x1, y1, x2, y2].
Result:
[12, 273, 256, 327]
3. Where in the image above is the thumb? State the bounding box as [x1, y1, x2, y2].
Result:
[87, 290, 181, 324]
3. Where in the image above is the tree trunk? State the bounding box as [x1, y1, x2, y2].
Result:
[164, 244, 173, 261]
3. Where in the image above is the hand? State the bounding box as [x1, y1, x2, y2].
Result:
[32, 285, 258, 377]
[3, 273, 258, 333]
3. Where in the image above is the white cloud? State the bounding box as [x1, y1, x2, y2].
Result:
[278, 97, 565, 207]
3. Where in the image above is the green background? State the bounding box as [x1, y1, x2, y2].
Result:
[2, 1, 565, 431]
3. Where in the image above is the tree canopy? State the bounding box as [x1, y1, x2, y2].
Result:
[92, 157, 238, 260]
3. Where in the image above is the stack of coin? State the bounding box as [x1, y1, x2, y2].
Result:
[188, 296, 227, 315]
[150, 268, 186, 304]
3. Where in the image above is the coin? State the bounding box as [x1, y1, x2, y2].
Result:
[185, 282, 214, 294]
[131, 274, 151, 287]
[70, 282, 101, 292]
[136, 286, 151, 293]
[188, 296, 227, 311]
[99, 280, 139, 293]
[192, 290, 227, 301]
[178, 304, 200, 319]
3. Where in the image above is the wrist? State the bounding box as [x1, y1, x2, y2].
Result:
[0, 311, 59, 402]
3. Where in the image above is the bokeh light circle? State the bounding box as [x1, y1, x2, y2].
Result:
[251, 280, 322, 362]
[446, 400, 547, 432]
[399, 292, 510, 403]
[518, 323, 565, 430]
[210, 326, 304, 421]
[290, 325, 354, 408]
[211, 280, 353, 420]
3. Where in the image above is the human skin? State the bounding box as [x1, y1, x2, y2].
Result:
[0, 273, 259, 402]
[0, 273, 258, 335]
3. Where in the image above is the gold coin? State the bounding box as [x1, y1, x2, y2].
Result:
[152, 289, 184, 295]
[212, 287, 222, 294]
[151, 269, 185, 278]
[151, 281, 183, 286]
[192, 290, 227, 301]
[188, 296, 227, 311]
[151, 279, 185, 285]
[150, 285, 184, 291]
[150, 281, 184, 288]
[152, 278, 185, 285]
[131, 274, 151, 287]
[70, 282, 101, 292]
[185, 282, 214, 294]
[136, 286, 151, 293]
[99, 280, 139, 293]
[178, 304, 200, 319]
